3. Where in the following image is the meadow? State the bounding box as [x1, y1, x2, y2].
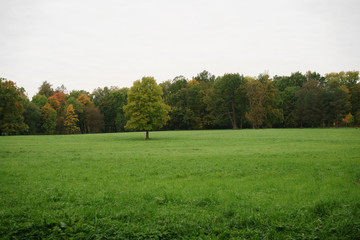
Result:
[0, 129, 359, 239]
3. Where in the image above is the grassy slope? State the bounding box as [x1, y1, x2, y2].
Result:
[0, 129, 359, 239]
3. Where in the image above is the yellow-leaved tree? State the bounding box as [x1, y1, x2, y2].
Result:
[64, 104, 80, 134]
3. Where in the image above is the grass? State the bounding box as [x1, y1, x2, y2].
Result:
[0, 129, 360, 239]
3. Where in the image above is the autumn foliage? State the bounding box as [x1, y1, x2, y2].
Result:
[1, 70, 360, 135]
[342, 113, 354, 127]
[48, 92, 67, 113]
[64, 104, 80, 133]
[77, 94, 92, 108]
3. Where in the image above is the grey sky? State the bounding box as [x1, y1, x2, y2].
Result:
[1, 0, 359, 98]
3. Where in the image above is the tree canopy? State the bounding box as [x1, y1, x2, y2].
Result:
[123, 77, 170, 139]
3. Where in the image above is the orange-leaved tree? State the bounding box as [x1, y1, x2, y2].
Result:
[77, 94, 93, 109]
[48, 92, 67, 113]
[342, 113, 354, 127]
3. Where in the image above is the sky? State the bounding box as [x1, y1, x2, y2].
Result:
[1, 0, 359, 98]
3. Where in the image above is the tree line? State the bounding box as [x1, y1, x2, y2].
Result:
[0, 70, 359, 135]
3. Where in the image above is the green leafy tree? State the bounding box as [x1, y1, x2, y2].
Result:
[38, 81, 54, 98]
[68, 90, 90, 100]
[350, 83, 360, 125]
[194, 71, 216, 129]
[67, 97, 83, 114]
[245, 75, 278, 129]
[91, 87, 128, 132]
[0, 79, 29, 135]
[259, 74, 282, 128]
[325, 71, 359, 88]
[184, 80, 203, 129]
[279, 86, 300, 127]
[111, 88, 129, 132]
[274, 71, 309, 92]
[245, 78, 266, 129]
[163, 78, 211, 130]
[123, 77, 170, 139]
[321, 85, 351, 127]
[296, 79, 324, 127]
[305, 71, 326, 85]
[31, 94, 48, 108]
[160, 76, 189, 130]
[211, 73, 246, 129]
[194, 70, 216, 83]
[23, 98, 42, 134]
[41, 103, 57, 134]
[92, 87, 111, 132]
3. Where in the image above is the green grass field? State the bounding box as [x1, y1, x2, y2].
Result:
[1, 129, 360, 239]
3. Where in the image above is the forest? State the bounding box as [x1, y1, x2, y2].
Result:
[0, 70, 359, 135]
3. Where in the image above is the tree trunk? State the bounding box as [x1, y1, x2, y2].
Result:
[146, 130, 149, 140]
[240, 114, 243, 129]
[227, 112, 233, 129]
[231, 102, 238, 129]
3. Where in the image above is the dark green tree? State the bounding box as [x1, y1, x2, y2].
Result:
[85, 105, 104, 133]
[210, 73, 246, 129]
[38, 81, 54, 98]
[23, 98, 42, 134]
[321, 85, 351, 127]
[160, 76, 188, 130]
[0, 79, 29, 135]
[296, 79, 324, 127]
[91, 87, 128, 132]
[279, 86, 299, 127]
[194, 70, 215, 83]
[350, 83, 360, 125]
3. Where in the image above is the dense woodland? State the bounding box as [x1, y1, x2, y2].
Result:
[0, 70, 359, 135]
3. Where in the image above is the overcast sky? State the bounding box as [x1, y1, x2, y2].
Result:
[1, 0, 359, 98]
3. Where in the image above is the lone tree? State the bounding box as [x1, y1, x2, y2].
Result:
[123, 77, 170, 139]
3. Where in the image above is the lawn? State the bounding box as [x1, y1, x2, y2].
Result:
[0, 129, 359, 239]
